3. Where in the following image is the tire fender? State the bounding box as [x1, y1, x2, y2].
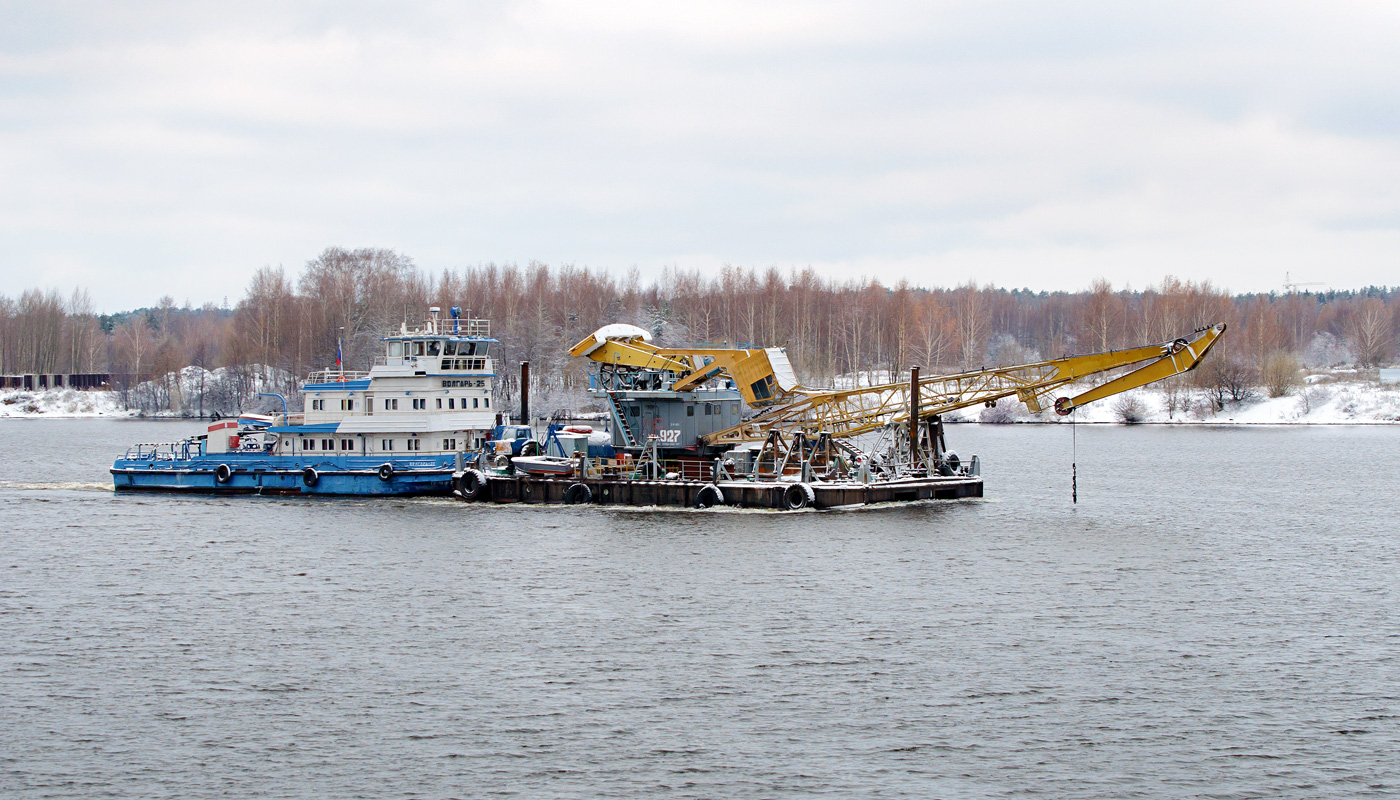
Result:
[784, 482, 814, 510]
[378, 463, 394, 482]
[214, 463, 233, 484]
[301, 467, 319, 487]
[563, 482, 592, 505]
[694, 484, 724, 508]
[458, 468, 487, 501]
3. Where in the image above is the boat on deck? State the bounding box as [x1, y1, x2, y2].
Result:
[111, 307, 501, 496]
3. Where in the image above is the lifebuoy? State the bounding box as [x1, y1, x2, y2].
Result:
[563, 483, 592, 505]
[302, 467, 319, 487]
[214, 463, 232, 484]
[694, 484, 724, 508]
[784, 482, 814, 510]
[457, 469, 487, 501]
[378, 463, 394, 481]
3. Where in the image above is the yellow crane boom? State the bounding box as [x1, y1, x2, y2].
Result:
[568, 325, 801, 406]
[701, 324, 1226, 446]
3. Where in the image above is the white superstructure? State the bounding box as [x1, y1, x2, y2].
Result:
[273, 307, 500, 457]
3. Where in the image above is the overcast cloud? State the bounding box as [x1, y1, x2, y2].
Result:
[2, 0, 1398, 310]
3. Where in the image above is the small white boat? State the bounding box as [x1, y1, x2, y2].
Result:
[511, 455, 576, 476]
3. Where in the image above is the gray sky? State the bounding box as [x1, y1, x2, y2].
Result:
[3, 1, 1398, 310]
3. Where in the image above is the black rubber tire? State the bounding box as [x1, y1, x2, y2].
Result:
[563, 483, 592, 505]
[458, 469, 487, 501]
[694, 484, 724, 508]
[784, 482, 812, 510]
[945, 453, 960, 473]
[378, 463, 394, 482]
[520, 440, 541, 457]
[301, 467, 319, 487]
[493, 454, 514, 474]
[214, 463, 232, 484]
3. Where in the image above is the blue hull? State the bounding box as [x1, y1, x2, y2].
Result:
[111, 453, 470, 496]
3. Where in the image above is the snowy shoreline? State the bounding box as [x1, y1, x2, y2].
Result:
[5, 382, 1399, 425]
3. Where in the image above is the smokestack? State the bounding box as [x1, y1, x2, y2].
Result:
[519, 361, 530, 425]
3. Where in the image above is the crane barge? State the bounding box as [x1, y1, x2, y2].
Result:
[453, 323, 1226, 509]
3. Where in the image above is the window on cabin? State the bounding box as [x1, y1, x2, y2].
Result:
[413, 341, 425, 356]
[687, 406, 694, 416]
[302, 439, 312, 451]
[407, 439, 421, 451]
[427, 341, 440, 356]
[341, 439, 354, 451]
[471, 398, 477, 409]
[320, 438, 332, 450]
[448, 398, 454, 409]
[443, 342, 457, 356]
[381, 439, 393, 451]
[483, 398, 489, 408]
[436, 398, 442, 409]
[443, 438, 456, 451]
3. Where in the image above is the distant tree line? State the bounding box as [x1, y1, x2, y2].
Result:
[2, 247, 1397, 414]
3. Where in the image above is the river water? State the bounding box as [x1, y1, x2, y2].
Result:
[1, 419, 1396, 799]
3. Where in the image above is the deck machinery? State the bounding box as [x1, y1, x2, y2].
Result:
[461, 322, 1226, 509]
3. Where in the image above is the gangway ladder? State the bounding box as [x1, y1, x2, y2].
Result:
[606, 390, 639, 448]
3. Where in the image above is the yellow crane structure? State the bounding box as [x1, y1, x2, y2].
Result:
[702, 323, 1226, 447]
[568, 324, 801, 406]
[569, 322, 1226, 473]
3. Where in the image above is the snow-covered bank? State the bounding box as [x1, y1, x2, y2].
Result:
[955, 383, 1400, 424]
[7, 379, 1400, 425]
[1, 389, 136, 418]
[1, 364, 291, 419]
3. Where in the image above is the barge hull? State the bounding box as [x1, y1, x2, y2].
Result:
[111, 455, 461, 496]
[472, 474, 982, 509]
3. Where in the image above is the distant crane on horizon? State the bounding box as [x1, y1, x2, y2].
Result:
[1283, 272, 1326, 294]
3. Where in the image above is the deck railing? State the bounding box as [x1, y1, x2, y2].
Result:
[305, 370, 370, 385]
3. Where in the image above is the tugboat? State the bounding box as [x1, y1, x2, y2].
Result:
[111, 307, 501, 495]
